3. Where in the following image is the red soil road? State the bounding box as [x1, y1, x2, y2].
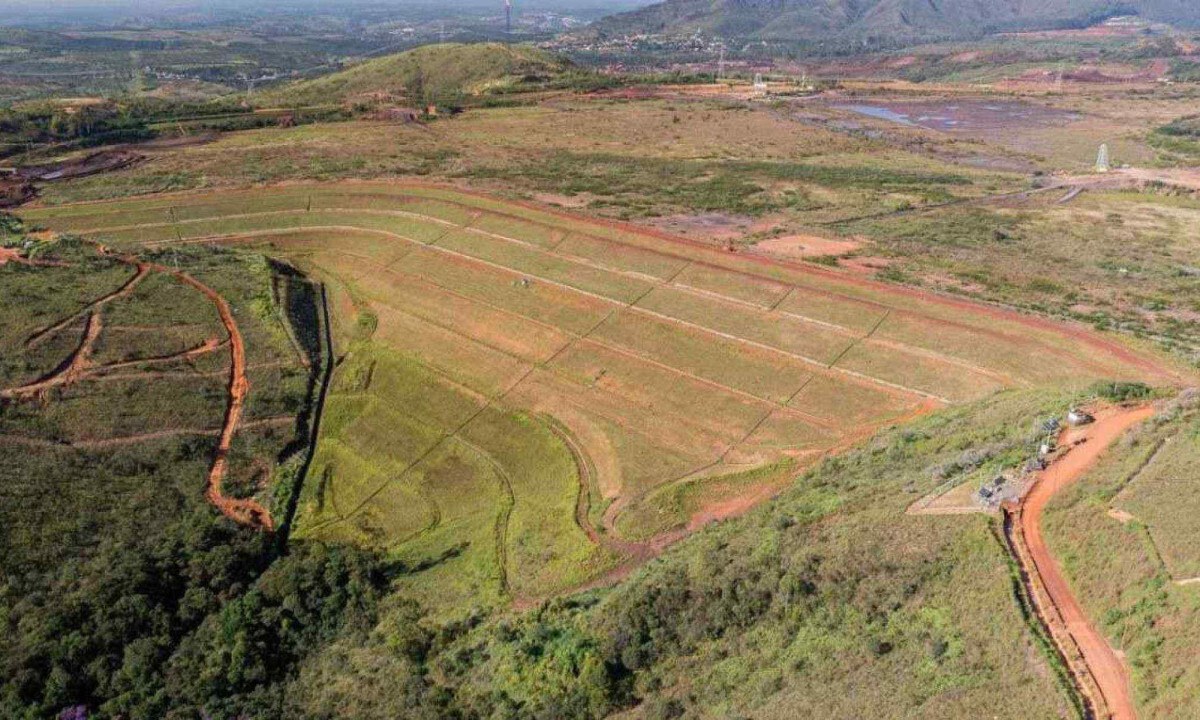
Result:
[1021, 405, 1154, 720]
[144, 258, 273, 531]
[1, 311, 104, 400]
[0, 246, 70, 268]
[6, 243, 272, 530]
[89, 244, 273, 530]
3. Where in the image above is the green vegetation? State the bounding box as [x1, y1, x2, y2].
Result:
[280, 389, 1084, 718]
[1150, 115, 1200, 161]
[582, 0, 1196, 50]
[20, 185, 1177, 633]
[0, 237, 350, 717]
[614, 459, 800, 540]
[291, 331, 614, 612]
[464, 151, 973, 217]
[262, 43, 577, 109]
[839, 191, 1200, 358]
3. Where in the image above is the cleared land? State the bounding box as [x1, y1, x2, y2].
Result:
[21, 182, 1184, 608]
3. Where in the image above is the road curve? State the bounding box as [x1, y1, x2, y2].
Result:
[1022, 406, 1154, 720]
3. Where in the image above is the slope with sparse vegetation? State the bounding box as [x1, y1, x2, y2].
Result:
[261, 43, 579, 108]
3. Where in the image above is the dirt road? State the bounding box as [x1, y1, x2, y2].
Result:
[1021, 405, 1154, 720]
[149, 260, 271, 530]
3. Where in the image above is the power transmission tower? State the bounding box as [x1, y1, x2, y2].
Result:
[717, 46, 726, 81]
[505, 0, 512, 34]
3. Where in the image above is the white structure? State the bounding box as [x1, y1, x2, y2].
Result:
[753, 73, 767, 92]
[1067, 408, 1095, 427]
[1095, 144, 1111, 173]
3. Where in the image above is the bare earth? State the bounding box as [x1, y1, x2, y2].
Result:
[1021, 405, 1154, 720]
[754, 234, 863, 259]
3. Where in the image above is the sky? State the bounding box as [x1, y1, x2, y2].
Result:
[0, 0, 656, 26]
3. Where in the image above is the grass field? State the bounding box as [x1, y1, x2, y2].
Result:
[20, 182, 1185, 609]
[1112, 421, 1200, 580]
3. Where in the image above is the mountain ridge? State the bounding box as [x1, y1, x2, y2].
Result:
[585, 0, 1200, 46]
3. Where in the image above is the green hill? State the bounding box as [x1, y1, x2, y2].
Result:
[586, 0, 1200, 48]
[261, 43, 575, 107]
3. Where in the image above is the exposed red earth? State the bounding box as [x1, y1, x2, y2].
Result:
[1010, 405, 1154, 720]
[0, 246, 69, 268]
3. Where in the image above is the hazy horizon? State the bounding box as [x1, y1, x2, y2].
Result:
[0, 0, 656, 29]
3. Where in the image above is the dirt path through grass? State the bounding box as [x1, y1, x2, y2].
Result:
[145, 256, 273, 530]
[24, 263, 148, 349]
[3, 245, 274, 530]
[1019, 405, 1154, 720]
[1, 311, 103, 399]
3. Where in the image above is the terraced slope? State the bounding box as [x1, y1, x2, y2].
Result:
[22, 182, 1182, 607]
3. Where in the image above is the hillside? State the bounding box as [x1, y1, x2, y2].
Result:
[586, 0, 1200, 47]
[247, 390, 1112, 716]
[261, 43, 575, 107]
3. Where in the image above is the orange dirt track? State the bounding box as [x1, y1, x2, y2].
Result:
[1020, 406, 1154, 720]
[5, 243, 273, 531]
[144, 258, 272, 531]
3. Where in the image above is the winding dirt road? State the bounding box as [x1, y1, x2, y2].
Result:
[144, 258, 271, 530]
[1020, 405, 1154, 720]
[4, 244, 273, 530]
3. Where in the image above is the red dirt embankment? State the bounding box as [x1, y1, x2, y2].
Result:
[1015, 405, 1153, 720]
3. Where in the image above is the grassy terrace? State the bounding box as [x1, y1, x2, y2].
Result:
[21, 183, 1184, 611]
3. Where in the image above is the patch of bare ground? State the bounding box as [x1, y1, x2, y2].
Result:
[645, 212, 756, 242]
[837, 255, 893, 275]
[530, 192, 596, 209]
[0, 247, 23, 265]
[0, 246, 68, 267]
[753, 234, 863, 260]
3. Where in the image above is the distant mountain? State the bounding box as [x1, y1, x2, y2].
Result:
[262, 43, 573, 107]
[585, 0, 1200, 47]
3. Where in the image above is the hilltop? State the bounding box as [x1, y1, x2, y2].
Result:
[260, 43, 576, 108]
[586, 0, 1200, 47]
